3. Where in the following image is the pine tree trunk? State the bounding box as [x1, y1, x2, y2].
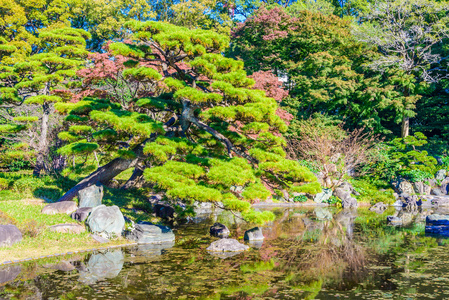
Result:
[401, 115, 410, 138]
[33, 103, 50, 177]
[57, 156, 139, 202]
[121, 164, 145, 190]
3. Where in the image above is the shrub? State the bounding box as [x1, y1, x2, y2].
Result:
[293, 195, 308, 203]
[19, 220, 44, 238]
[351, 178, 395, 204]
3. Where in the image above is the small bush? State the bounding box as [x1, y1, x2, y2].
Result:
[19, 220, 44, 238]
[0, 210, 17, 225]
[293, 195, 308, 202]
[323, 195, 340, 205]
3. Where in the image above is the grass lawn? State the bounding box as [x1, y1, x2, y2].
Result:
[0, 199, 133, 262]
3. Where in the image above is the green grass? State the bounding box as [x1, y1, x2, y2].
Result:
[0, 167, 164, 261]
[0, 199, 130, 262]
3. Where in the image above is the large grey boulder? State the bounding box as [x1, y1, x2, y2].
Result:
[206, 238, 249, 252]
[49, 223, 85, 234]
[413, 181, 431, 195]
[397, 179, 415, 194]
[334, 187, 351, 201]
[78, 183, 103, 208]
[41, 201, 77, 215]
[0, 225, 22, 247]
[244, 227, 264, 241]
[342, 197, 358, 209]
[431, 188, 444, 196]
[441, 177, 449, 195]
[210, 223, 230, 238]
[78, 250, 124, 284]
[86, 205, 125, 238]
[71, 207, 92, 222]
[436, 169, 447, 181]
[126, 223, 175, 244]
[369, 202, 387, 214]
[313, 189, 332, 203]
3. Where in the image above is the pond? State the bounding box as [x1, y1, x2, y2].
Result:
[1, 206, 449, 299]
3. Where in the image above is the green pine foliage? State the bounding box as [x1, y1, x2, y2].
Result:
[54, 21, 319, 224]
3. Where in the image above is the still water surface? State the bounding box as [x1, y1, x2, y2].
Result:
[1, 206, 449, 299]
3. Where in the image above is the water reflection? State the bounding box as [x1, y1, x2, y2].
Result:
[79, 250, 124, 285]
[3, 207, 449, 299]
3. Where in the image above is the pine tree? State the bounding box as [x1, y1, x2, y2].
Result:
[0, 27, 91, 175]
[56, 22, 320, 224]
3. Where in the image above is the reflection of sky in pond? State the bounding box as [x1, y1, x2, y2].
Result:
[2, 207, 449, 299]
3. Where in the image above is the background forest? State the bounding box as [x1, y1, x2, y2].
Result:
[0, 0, 449, 218]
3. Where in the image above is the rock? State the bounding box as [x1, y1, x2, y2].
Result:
[244, 227, 264, 241]
[387, 216, 402, 226]
[369, 202, 387, 214]
[441, 177, 449, 195]
[397, 179, 414, 194]
[148, 194, 163, 204]
[334, 188, 351, 201]
[71, 207, 92, 222]
[78, 183, 103, 208]
[341, 197, 358, 209]
[0, 265, 21, 284]
[426, 214, 449, 226]
[431, 188, 444, 196]
[392, 200, 404, 207]
[436, 169, 447, 181]
[91, 234, 109, 244]
[78, 250, 124, 284]
[126, 223, 175, 244]
[0, 225, 22, 247]
[403, 194, 419, 206]
[209, 223, 230, 238]
[206, 238, 249, 252]
[41, 201, 77, 215]
[313, 189, 332, 203]
[49, 223, 85, 234]
[86, 205, 125, 239]
[413, 181, 431, 195]
[153, 203, 175, 219]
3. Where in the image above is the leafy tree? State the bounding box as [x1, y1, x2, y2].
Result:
[56, 22, 320, 223]
[289, 51, 398, 134]
[0, 27, 91, 176]
[169, 0, 234, 34]
[229, 6, 363, 80]
[353, 0, 449, 137]
[389, 132, 437, 179]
